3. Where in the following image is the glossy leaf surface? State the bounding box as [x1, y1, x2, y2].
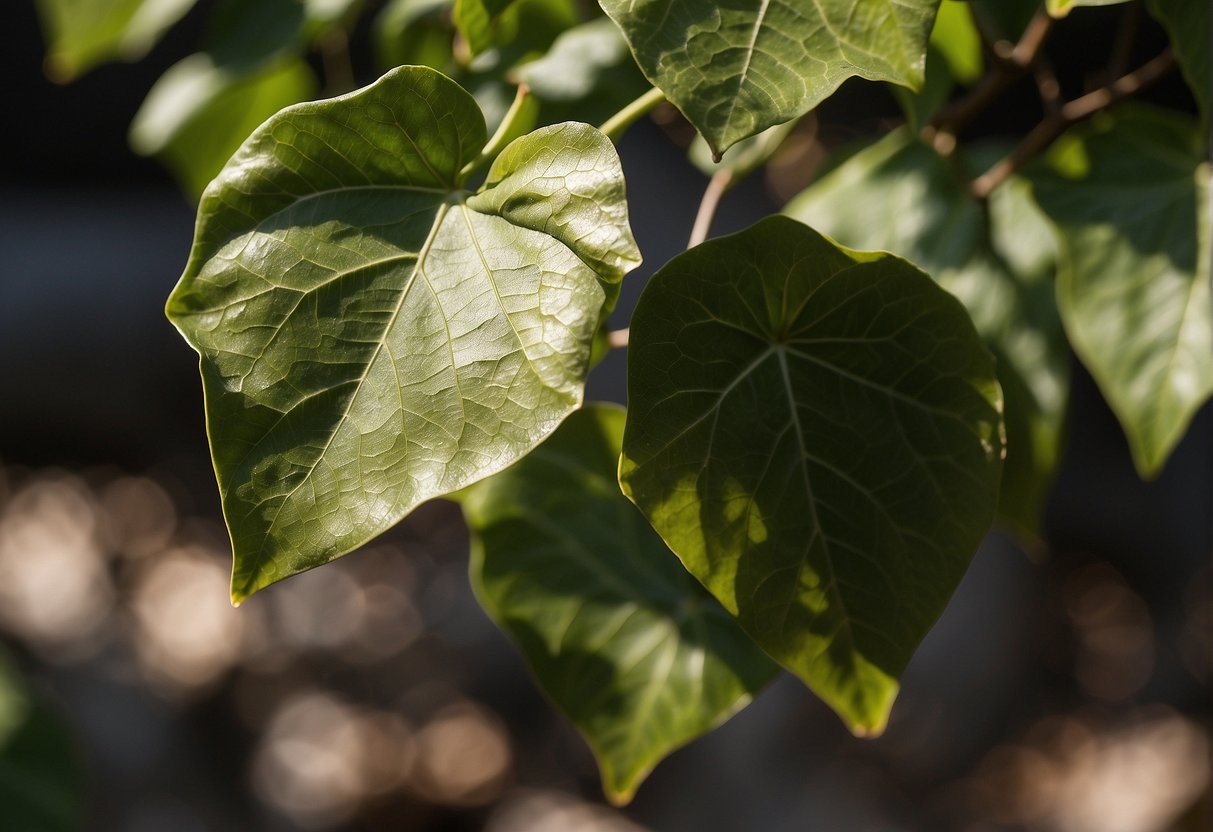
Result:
[167, 67, 639, 601]
[599, 0, 941, 157]
[464, 404, 777, 804]
[36, 0, 197, 80]
[620, 217, 1003, 734]
[1031, 106, 1212, 477]
[786, 130, 1067, 537]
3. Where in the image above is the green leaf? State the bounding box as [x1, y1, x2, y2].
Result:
[0, 653, 82, 832]
[515, 18, 651, 128]
[931, 0, 982, 85]
[166, 67, 640, 602]
[374, 0, 456, 72]
[619, 216, 1003, 734]
[688, 120, 798, 180]
[1046, 0, 1131, 18]
[1147, 0, 1210, 122]
[454, 0, 516, 56]
[1030, 106, 1213, 477]
[130, 54, 317, 200]
[36, 0, 198, 80]
[463, 404, 777, 804]
[599, 0, 942, 157]
[785, 129, 1067, 537]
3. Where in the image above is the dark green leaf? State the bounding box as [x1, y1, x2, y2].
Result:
[599, 0, 941, 156]
[619, 216, 1003, 734]
[454, 0, 515, 56]
[130, 54, 316, 200]
[0, 654, 82, 832]
[374, 0, 456, 72]
[166, 67, 640, 602]
[36, 0, 198, 80]
[463, 404, 777, 804]
[1147, 0, 1210, 121]
[785, 129, 1067, 537]
[1030, 106, 1212, 477]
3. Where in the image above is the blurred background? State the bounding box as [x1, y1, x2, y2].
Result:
[2, 1, 1210, 830]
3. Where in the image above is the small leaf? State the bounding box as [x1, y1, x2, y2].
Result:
[931, 0, 982, 85]
[130, 53, 316, 200]
[620, 216, 1003, 735]
[599, 0, 942, 156]
[515, 17, 650, 127]
[463, 404, 777, 804]
[1030, 105, 1212, 477]
[1046, 0, 1132, 18]
[36, 0, 198, 80]
[374, 0, 456, 72]
[454, 0, 517, 56]
[1146, 0, 1210, 122]
[167, 67, 639, 602]
[785, 129, 1067, 537]
[688, 120, 798, 180]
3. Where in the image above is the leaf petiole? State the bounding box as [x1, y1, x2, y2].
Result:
[458, 83, 536, 184]
[598, 86, 666, 143]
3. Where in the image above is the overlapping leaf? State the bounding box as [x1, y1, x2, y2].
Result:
[167, 67, 639, 602]
[1046, 0, 1130, 18]
[463, 405, 777, 804]
[786, 130, 1067, 536]
[1030, 106, 1212, 477]
[620, 217, 1003, 734]
[599, 0, 941, 157]
[35, 0, 198, 80]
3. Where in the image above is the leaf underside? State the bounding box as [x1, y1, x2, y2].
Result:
[620, 216, 1003, 735]
[463, 404, 777, 803]
[599, 0, 941, 156]
[167, 66, 639, 601]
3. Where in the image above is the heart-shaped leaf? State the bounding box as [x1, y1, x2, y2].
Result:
[619, 216, 1003, 734]
[599, 0, 941, 157]
[463, 404, 777, 804]
[1030, 106, 1212, 477]
[167, 67, 639, 602]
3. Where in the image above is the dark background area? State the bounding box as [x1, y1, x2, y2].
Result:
[1, 1, 1209, 830]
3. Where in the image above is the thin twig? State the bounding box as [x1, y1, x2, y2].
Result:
[929, 6, 1055, 137]
[688, 169, 733, 248]
[971, 49, 1175, 199]
[1105, 1, 1143, 83]
[1034, 59, 1063, 118]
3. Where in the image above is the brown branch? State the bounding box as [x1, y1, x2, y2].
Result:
[928, 6, 1055, 139]
[688, 169, 733, 248]
[607, 328, 629, 350]
[970, 49, 1176, 200]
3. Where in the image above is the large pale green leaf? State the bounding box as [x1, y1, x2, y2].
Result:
[463, 404, 777, 804]
[599, 0, 941, 157]
[619, 217, 1003, 734]
[167, 67, 640, 602]
[36, 0, 198, 80]
[1147, 0, 1210, 121]
[131, 54, 316, 200]
[0, 653, 82, 832]
[1031, 106, 1212, 477]
[786, 130, 1067, 537]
